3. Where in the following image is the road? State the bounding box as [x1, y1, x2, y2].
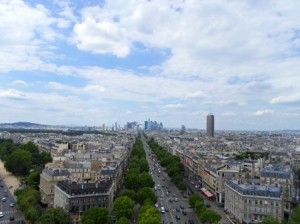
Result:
[0, 176, 25, 223]
[143, 141, 199, 224]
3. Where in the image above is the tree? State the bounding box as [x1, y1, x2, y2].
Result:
[139, 158, 149, 173]
[116, 217, 130, 224]
[139, 173, 154, 188]
[25, 206, 40, 224]
[124, 173, 140, 191]
[138, 203, 160, 224]
[37, 207, 71, 224]
[81, 207, 110, 224]
[137, 187, 157, 205]
[16, 187, 40, 211]
[4, 149, 32, 175]
[189, 194, 202, 208]
[199, 209, 221, 224]
[291, 205, 300, 223]
[22, 141, 40, 165]
[113, 196, 135, 219]
[121, 189, 137, 202]
[39, 151, 52, 166]
[259, 216, 280, 224]
[27, 167, 43, 189]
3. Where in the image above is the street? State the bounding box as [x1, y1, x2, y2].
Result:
[143, 141, 199, 224]
[0, 176, 24, 223]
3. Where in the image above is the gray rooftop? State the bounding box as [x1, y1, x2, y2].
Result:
[260, 165, 290, 179]
[226, 180, 282, 198]
[43, 167, 70, 177]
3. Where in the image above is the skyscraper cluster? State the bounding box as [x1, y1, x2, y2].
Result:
[144, 119, 163, 131]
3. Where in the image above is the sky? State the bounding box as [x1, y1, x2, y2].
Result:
[0, 0, 300, 131]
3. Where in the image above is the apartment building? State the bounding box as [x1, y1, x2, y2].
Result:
[225, 180, 283, 224]
[216, 167, 243, 204]
[54, 179, 113, 222]
[260, 164, 292, 215]
[39, 167, 70, 207]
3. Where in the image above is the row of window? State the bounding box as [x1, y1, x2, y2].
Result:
[244, 199, 279, 206]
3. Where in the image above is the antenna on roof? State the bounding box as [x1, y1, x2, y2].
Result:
[209, 104, 213, 115]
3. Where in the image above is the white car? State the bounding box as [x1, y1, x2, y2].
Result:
[0, 212, 3, 218]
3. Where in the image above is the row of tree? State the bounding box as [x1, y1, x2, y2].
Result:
[188, 194, 221, 224]
[116, 137, 160, 224]
[147, 138, 187, 190]
[15, 186, 72, 223]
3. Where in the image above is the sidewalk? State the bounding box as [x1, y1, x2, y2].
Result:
[0, 159, 21, 197]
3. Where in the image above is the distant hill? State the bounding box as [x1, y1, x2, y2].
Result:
[0, 122, 48, 128]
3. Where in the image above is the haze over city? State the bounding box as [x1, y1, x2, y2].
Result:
[0, 0, 299, 130]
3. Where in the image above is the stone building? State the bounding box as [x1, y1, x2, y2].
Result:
[39, 167, 70, 207]
[225, 180, 283, 224]
[54, 179, 113, 221]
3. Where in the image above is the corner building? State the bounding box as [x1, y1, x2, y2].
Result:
[225, 180, 283, 224]
[54, 179, 114, 216]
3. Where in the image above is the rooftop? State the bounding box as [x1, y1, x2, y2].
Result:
[226, 180, 282, 198]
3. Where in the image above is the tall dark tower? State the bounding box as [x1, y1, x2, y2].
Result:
[206, 113, 214, 137]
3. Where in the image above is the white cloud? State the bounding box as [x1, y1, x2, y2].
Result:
[270, 93, 300, 105]
[282, 112, 299, 117]
[0, 89, 27, 100]
[254, 109, 274, 116]
[13, 80, 29, 86]
[73, 18, 130, 57]
[222, 112, 237, 117]
[185, 91, 205, 100]
[162, 104, 184, 110]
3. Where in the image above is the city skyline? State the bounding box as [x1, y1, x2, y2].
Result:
[0, 1, 300, 131]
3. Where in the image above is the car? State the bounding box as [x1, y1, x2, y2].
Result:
[1, 197, 6, 202]
[176, 207, 180, 212]
[155, 203, 159, 208]
[0, 212, 3, 218]
[205, 203, 211, 208]
[169, 198, 173, 202]
[180, 204, 185, 209]
[188, 220, 195, 224]
[9, 216, 15, 221]
[165, 208, 169, 212]
[9, 203, 14, 207]
[182, 210, 187, 215]
[175, 214, 180, 220]
[174, 197, 178, 202]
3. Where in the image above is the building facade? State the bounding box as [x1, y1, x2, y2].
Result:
[39, 167, 70, 207]
[54, 179, 114, 217]
[225, 180, 283, 224]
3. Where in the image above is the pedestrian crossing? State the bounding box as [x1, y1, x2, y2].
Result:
[2, 210, 16, 215]
[0, 217, 23, 224]
[165, 208, 193, 212]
